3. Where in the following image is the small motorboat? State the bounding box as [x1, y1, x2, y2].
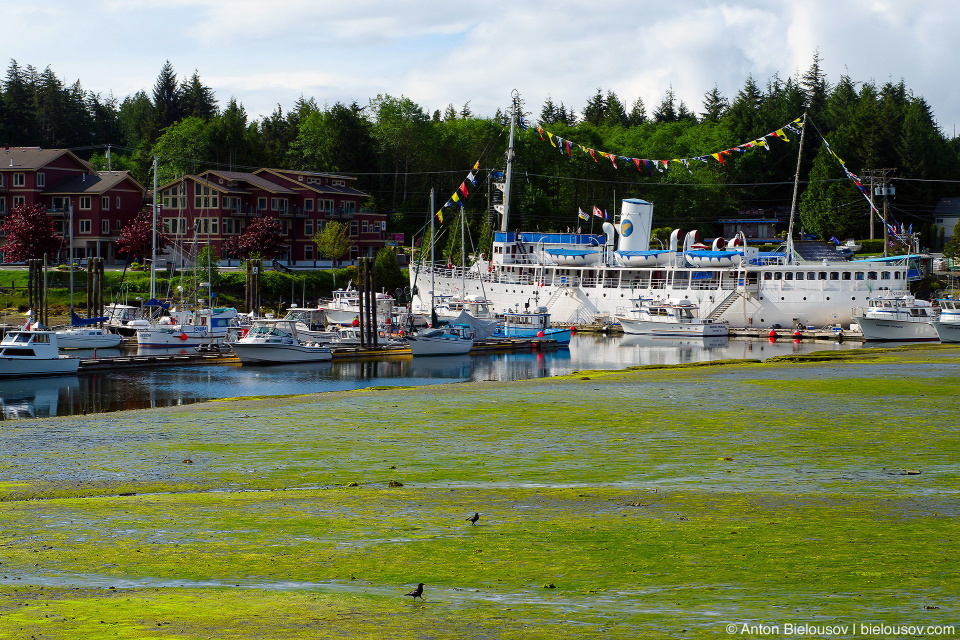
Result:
[0, 330, 80, 377]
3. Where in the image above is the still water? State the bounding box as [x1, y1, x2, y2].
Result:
[0, 334, 862, 420]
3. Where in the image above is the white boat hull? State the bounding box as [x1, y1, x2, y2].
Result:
[407, 334, 474, 356]
[55, 329, 124, 349]
[855, 316, 939, 341]
[617, 316, 729, 337]
[230, 342, 333, 364]
[932, 321, 960, 343]
[138, 326, 225, 347]
[0, 355, 79, 377]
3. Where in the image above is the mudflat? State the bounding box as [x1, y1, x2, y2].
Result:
[1, 345, 957, 638]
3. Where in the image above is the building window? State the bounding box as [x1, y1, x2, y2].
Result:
[222, 218, 238, 235]
[305, 219, 314, 236]
[332, 179, 345, 187]
[163, 218, 186, 234]
[194, 183, 218, 209]
[116, 196, 121, 209]
[13, 173, 25, 187]
[350, 221, 359, 236]
[258, 197, 267, 211]
[79, 219, 91, 234]
[0, 198, 5, 214]
[271, 198, 288, 212]
[305, 199, 314, 212]
[102, 219, 110, 234]
[13, 195, 26, 207]
[37, 173, 45, 188]
[79, 196, 91, 210]
[319, 199, 334, 214]
[102, 196, 110, 210]
[362, 220, 369, 233]
[343, 201, 356, 214]
[305, 244, 313, 260]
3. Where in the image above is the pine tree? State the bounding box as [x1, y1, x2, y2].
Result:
[540, 96, 557, 124]
[800, 49, 830, 118]
[582, 88, 606, 126]
[604, 90, 626, 127]
[152, 60, 182, 132]
[700, 85, 728, 122]
[3, 60, 38, 145]
[628, 97, 647, 126]
[180, 70, 218, 120]
[652, 86, 678, 123]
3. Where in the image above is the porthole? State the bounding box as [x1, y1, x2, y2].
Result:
[781, 297, 784, 301]
[803, 297, 806, 301]
[826, 297, 830, 301]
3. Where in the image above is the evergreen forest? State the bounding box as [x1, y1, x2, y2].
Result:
[2, 55, 959, 252]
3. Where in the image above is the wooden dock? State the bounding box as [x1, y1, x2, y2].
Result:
[74, 338, 559, 372]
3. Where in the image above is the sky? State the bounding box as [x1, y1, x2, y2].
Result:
[6, 0, 960, 135]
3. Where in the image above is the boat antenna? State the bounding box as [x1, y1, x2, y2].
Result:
[785, 112, 807, 264]
[501, 90, 519, 232]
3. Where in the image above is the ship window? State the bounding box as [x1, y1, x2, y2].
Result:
[784, 272, 793, 280]
[819, 272, 827, 280]
[883, 272, 892, 280]
[763, 272, 773, 280]
[773, 272, 782, 280]
[855, 272, 864, 280]
[842, 272, 851, 280]
[807, 272, 816, 280]
[867, 272, 877, 280]
[830, 272, 839, 280]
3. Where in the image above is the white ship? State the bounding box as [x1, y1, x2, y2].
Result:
[411, 101, 918, 330]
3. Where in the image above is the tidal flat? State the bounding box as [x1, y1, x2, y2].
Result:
[0, 345, 958, 638]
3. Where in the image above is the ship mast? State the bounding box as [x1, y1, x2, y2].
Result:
[785, 113, 807, 264]
[500, 91, 519, 232]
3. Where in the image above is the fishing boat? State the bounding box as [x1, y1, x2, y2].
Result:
[229, 319, 332, 364]
[497, 306, 572, 344]
[0, 330, 80, 377]
[854, 294, 939, 341]
[616, 299, 729, 337]
[411, 97, 918, 329]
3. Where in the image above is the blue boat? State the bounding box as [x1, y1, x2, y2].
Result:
[497, 307, 572, 345]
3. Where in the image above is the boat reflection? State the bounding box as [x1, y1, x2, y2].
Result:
[0, 376, 80, 420]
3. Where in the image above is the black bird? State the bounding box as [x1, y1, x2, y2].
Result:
[405, 583, 424, 600]
[466, 512, 480, 525]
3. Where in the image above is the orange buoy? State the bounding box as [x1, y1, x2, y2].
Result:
[180, 332, 188, 341]
[537, 330, 544, 337]
[768, 329, 777, 339]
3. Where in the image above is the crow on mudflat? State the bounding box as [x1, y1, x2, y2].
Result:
[466, 512, 480, 525]
[405, 583, 424, 600]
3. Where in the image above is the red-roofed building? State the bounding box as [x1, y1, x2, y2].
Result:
[156, 168, 387, 266]
[0, 147, 146, 264]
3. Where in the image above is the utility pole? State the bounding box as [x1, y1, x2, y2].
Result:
[863, 169, 896, 257]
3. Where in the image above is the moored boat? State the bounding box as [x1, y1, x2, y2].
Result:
[0, 330, 80, 377]
[55, 327, 124, 349]
[497, 306, 572, 344]
[407, 325, 474, 356]
[616, 299, 729, 337]
[137, 307, 240, 347]
[931, 297, 960, 343]
[854, 295, 939, 341]
[229, 319, 333, 364]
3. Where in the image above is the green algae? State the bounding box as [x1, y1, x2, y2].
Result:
[1, 347, 959, 638]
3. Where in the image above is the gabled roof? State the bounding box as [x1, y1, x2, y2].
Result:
[203, 170, 296, 195]
[0, 147, 92, 172]
[257, 168, 369, 198]
[43, 171, 144, 195]
[933, 198, 960, 219]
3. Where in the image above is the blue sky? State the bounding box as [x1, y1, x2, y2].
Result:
[7, 0, 960, 135]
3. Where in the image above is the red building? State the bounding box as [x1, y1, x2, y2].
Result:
[156, 168, 387, 266]
[0, 147, 146, 264]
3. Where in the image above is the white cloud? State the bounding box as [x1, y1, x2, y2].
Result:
[4, 0, 960, 130]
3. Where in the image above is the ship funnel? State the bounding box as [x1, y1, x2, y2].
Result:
[712, 237, 725, 251]
[616, 198, 653, 251]
[683, 230, 700, 251]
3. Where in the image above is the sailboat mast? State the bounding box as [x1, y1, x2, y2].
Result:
[500, 91, 518, 232]
[151, 155, 158, 301]
[786, 113, 807, 264]
[460, 207, 465, 295]
[430, 188, 435, 316]
[68, 203, 74, 314]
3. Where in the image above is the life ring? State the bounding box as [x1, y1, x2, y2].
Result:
[201, 327, 208, 337]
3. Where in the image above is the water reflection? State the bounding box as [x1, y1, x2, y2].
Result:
[0, 335, 862, 420]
